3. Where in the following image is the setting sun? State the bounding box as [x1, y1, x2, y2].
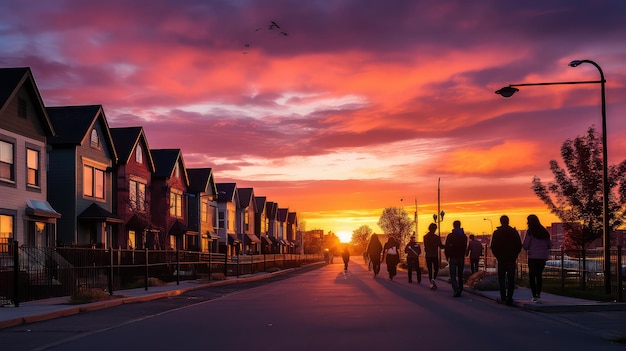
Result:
[337, 231, 352, 243]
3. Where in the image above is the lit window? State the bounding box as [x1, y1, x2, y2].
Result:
[83, 165, 105, 199]
[0, 141, 14, 182]
[135, 144, 143, 164]
[169, 190, 183, 217]
[128, 230, 136, 249]
[129, 180, 146, 211]
[90, 129, 99, 148]
[0, 214, 13, 251]
[27, 148, 40, 187]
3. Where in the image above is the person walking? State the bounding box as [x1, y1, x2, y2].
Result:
[444, 220, 467, 297]
[466, 234, 483, 274]
[522, 214, 552, 302]
[366, 234, 383, 277]
[423, 223, 443, 289]
[341, 246, 351, 271]
[490, 215, 522, 306]
[404, 234, 422, 283]
[383, 236, 400, 280]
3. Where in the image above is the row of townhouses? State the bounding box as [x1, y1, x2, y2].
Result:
[0, 67, 300, 257]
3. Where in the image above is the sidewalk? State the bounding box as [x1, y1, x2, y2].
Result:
[0, 268, 295, 330]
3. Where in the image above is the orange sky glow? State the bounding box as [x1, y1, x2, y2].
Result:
[2, 1, 626, 240]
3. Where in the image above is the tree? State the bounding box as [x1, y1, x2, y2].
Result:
[377, 207, 414, 250]
[351, 225, 373, 253]
[532, 126, 626, 252]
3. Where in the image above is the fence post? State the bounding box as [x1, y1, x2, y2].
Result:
[223, 251, 228, 276]
[560, 246, 565, 290]
[12, 240, 19, 307]
[176, 245, 180, 285]
[144, 248, 149, 291]
[617, 246, 623, 302]
[108, 248, 114, 296]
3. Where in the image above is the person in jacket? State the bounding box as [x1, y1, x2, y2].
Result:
[383, 236, 400, 280]
[341, 246, 351, 271]
[404, 234, 422, 283]
[423, 223, 443, 289]
[490, 215, 522, 306]
[466, 234, 483, 274]
[444, 220, 467, 297]
[522, 214, 552, 302]
[366, 234, 383, 277]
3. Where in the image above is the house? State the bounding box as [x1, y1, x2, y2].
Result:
[265, 201, 279, 253]
[254, 196, 272, 254]
[237, 187, 260, 254]
[110, 127, 156, 249]
[187, 168, 218, 252]
[0, 67, 60, 249]
[46, 105, 121, 248]
[277, 208, 290, 253]
[287, 211, 298, 253]
[216, 183, 240, 256]
[150, 149, 191, 250]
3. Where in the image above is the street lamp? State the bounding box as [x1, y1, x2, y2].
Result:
[483, 218, 493, 233]
[495, 59, 611, 294]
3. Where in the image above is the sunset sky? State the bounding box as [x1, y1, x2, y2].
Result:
[3, 1, 626, 240]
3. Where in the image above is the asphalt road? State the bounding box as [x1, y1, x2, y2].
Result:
[1, 259, 624, 351]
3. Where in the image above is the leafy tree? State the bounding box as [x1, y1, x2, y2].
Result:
[323, 231, 341, 256]
[377, 207, 414, 250]
[351, 225, 373, 253]
[532, 126, 626, 252]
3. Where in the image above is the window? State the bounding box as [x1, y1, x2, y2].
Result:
[129, 180, 146, 211]
[169, 190, 183, 217]
[219, 211, 225, 229]
[27, 148, 40, 187]
[0, 140, 15, 182]
[0, 214, 13, 252]
[244, 211, 250, 231]
[83, 165, 105, 199]
[201, 198, 209, 222]
[18, 97, 27, 118]
[90, 129, 100, 148]
[128, 230, 136, 249]
[135, 144, 143, 164]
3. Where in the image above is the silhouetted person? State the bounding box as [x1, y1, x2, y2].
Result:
[423, 223, 443, 289]
[341, 246, 350, 271]
[366, 234, 383, 277]
[383, 236, 400, 280]
[490, 215, 522, 306]
[523, 214, 552, 302]
[466, 234, 483, 274]
[404, 234, 421, 283]
[444, 220, 467, 297]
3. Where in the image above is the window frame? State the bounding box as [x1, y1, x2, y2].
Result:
[0, 139, 15, 183]
[83, 164, 105, 200]
[26, 147, 40, 188]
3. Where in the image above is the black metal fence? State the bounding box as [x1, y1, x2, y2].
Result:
[0, 241, 322, 306]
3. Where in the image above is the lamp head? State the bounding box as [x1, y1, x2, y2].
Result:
[569, 60, 583, 67]
[495, 86, 519, 98]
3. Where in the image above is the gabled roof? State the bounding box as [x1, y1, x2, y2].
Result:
[151, 148, 189, 186]
[46, 105, 118, 162]
[254, 196, 267, 214]
[237, 187, 254, 209]
[216, 182, 237, 202]
[288, 212, 297, 225]
[277, 208, 289, 222]
[187, 168, 217, 195]
[0, 67, 55, 136]
[266, 201, 278, 219]
[110, 126, 155, 172]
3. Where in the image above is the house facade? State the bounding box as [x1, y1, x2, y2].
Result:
[0, 67, 60, 249]
[46, 105, 121, 248]
[216, 183, 240, 256]
[187, 168, 219, 253]
[254, 196, 272, 253]
[237, 187, 259, 254]
[150, 149, 190, 250]
[110, 126, 156, 249]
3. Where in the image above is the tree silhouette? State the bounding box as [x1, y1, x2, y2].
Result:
[378, 207, 413, 250]
[351, 225, 374, 253]
[532, 126, 626, 252]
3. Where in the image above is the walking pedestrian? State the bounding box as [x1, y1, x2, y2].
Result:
[466, 234, 483, 274]
[383, 236, 400, 280]
[490, 215, 522, 306]
[423, 223, 443, 289]
[366, 234, 383, 277]
[404, 234, 422, 283]
[522, 214, 552, 302]
[341, 246, 350, 271]
[444, 220, 467, 297]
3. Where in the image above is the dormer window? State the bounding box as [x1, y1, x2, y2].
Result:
[135, 144, 143, 164]
[90, 129, 100, 149]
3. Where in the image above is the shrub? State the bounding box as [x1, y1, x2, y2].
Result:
[210, 272, 226, 280]
[69, 288, 114, 304]
[466, 271, 499, 291]
[266, 266, 281, 273]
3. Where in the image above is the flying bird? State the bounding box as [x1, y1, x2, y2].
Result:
[268, 21, 280, 29]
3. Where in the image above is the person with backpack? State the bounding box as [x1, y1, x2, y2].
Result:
[490, 215, 522, 306]
[444, 220, 468, 297]
[404, 234, 422, 283]
[383, 236, 400, 280]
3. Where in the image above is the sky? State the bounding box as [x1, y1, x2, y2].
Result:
[3, 0, 626, 242]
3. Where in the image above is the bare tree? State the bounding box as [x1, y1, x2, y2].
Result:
[378, 207, 413, 250]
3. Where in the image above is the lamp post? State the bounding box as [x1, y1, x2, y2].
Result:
[483, 218, 493, 234]
[495, 59, 611, 294]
